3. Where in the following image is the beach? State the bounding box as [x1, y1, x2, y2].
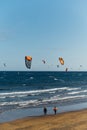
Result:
[0, 109, 87, 130]
[0, 72, 87, 129]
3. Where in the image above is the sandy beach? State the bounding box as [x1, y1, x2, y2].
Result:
[0, 109, 87, 130]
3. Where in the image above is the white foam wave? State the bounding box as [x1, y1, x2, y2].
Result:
[30, 77, 34, 80]
[0, 94, 27, 99]
[54, 78, 58, 80]
[68, 90, 87, 95]
[0, 94, 86, 107]
[0, 96, 6, 99]
[67, 88, 81, 91]
[42, 95, 86, 103]
[0, 87, 81, 97]
[0, 100, 39, 107]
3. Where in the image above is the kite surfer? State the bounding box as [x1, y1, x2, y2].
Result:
[43, 106, 47, 115]
[53, 106, 58, 115]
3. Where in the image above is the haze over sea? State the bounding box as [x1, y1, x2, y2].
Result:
[0, 71, 87, 122]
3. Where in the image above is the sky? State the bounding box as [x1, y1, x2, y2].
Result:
[0, 0, 87, 71]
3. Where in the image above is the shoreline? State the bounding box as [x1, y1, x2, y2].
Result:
[1, 102, 87, 123]
[0, 109, 87, 130]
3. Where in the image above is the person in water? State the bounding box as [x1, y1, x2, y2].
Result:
[43, 107, 47, 115]
[53, 106, 58, 115]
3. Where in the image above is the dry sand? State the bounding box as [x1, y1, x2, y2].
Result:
[0, 109, 87, 130]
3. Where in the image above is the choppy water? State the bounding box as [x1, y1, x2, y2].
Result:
[0, 71, 87, 112]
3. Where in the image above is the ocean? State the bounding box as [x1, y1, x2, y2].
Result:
[0, 71, 87, 122]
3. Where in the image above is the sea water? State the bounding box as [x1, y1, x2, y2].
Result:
[0, 71, 87, 122]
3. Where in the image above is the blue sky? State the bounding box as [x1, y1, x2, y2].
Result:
[0, 0, 87, 71]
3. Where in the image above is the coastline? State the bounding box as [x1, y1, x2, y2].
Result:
[0, 109, 87, 130]
[1, 102, 87, 123]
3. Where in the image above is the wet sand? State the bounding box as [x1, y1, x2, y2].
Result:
[0, 109, 87, 130]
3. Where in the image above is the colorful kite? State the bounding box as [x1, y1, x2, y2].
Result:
[59, 57, 64, 65]
[25, 56, 32, 69]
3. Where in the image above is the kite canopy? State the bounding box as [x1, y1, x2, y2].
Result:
[42, 60, 46, 64]
[57, 65, 59, 68]
[59, 57, 64, 65]
[25, 56, 32, 69]
[3, 63, 6, 67]
[80, 65, 82, 67]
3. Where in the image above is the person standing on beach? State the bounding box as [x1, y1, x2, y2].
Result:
[43, 107, 47, 115]
[53, 106, 58, 115]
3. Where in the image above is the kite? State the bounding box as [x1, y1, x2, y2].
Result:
[3, 63, 6, 67]
[25, 56, 32, 69]
[65, 68, 68, 72]
[80, 65, 82, 67]
[59, 57, 64, 65]
[57, 65, 59, 68]
[42, 60, 46, 64]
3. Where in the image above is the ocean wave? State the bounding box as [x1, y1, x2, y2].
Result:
[68, 90, 87, 95]
[0, 100, 39, 107]
[49, 76, 65, 82]
[0, 94, 27, 99]
[0, 87, 81, 98]
[42, 95, 87, 103]
[0, 94, 86, 108]
[0, 87, 79, 95]
[54, 78, 58, 80]
[30, 77, 34, 80]
[67, 88, 81, 91]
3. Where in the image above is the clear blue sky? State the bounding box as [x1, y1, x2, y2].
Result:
[0, 0, 87, 71]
